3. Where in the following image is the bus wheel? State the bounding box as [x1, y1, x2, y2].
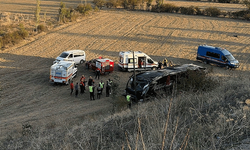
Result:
[152, 67, 156, 70]
[80, 60, 84, 64]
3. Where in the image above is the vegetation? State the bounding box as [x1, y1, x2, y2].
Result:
[1, 73, 250, 149]
[35, 0, 41, 32]
[0, 24, 29, 50]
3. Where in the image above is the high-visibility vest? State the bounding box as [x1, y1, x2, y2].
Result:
[99, 82, 104, 88]
[89, 86, 93, 92]
[126, 95, 131, 102]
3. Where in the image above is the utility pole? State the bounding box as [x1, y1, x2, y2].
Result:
[133, 51, 137, 102]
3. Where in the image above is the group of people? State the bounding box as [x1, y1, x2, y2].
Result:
[158, 58, 174, 69]
[70, 75, 113, 100]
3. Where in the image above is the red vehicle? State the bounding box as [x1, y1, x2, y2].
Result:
[87, 57, 114, 74]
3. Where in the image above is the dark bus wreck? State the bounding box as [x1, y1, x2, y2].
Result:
[125, 64, 206, 102]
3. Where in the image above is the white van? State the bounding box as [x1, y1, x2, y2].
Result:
[53, 50, 86, 65]
[118, 51, 158, 71]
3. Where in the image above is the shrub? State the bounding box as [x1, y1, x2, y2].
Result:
[204, 7, 221, 17]
[18, 24, 28, 38]
[146, 0, 153, 10]
[176, 69, 217, 92]
[37, 24, 46, 32]
[76, 3, 93, 15]
[218, 0, 231, 3]
[244, 13, 250, 20]
[160, 3, 177, 13]
[93, 0, 106, 9]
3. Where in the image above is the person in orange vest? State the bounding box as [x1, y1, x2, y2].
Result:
[80, 75, 85, 82]
[95, 68, 101, 80]
[70, 81, 74, 95]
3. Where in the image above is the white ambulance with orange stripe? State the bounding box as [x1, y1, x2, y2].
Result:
[118, 51, 158, 72]
[50, 61, 77, 84]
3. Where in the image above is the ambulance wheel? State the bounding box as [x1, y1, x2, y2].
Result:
[80, 60, 84, 64]
[152, 67, 156, 70]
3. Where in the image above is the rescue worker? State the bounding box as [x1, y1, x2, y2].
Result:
[106, 80, 110, 97]
[97, 85, 102, 99]
[95, 67, 101, 80]
[163, 58, 168, 67]
[75, 82, 79, 97]
[80, 75, 85, 82]
[89, 84, 95, 100]
[80, 80, 85, 94]
[88, 76, 95, 86]
[158, 61, 162, 69]
[139, 59, 142, 68]
[108, 79, 113, 94]
[126, 94, 132, 108]
[70, 81, 74, 95]
[99, 80, 105, 95]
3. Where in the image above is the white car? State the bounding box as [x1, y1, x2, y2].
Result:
[54, 50, 86, 65]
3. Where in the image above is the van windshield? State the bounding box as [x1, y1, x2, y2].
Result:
[225, 54, 235, 61]
[59, 52, 69, 58]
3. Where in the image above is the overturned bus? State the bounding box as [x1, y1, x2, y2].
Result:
[125, 64, 206, 102]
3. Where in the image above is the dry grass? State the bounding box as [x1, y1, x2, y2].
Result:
[1, 73, 250, 149]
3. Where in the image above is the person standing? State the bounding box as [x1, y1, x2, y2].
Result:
[106, 80, 110, 97]
[108, 79, 113, 94]
[75, 82, 79, 97]
[70, 81, 74, 95]
[95, 68, 101, 80]
[99, 80, 104, 95]
[89, 84, 95, 100]
[97, 85, 102, 99]
[158, 61, 162, 69]
[163, 58, 168, 67]
[126, 95, 132, 109]
[88, 76, 95, 86]
[80, 80, 85, 94]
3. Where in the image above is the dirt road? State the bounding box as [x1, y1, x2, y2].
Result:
[0, 10, 250, 139]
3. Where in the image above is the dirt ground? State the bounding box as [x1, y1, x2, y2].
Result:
[0, 1, 250, 146]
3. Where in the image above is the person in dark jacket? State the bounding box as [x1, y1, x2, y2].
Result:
[75, 82, 79, 97]
[88, 76, 95, 86]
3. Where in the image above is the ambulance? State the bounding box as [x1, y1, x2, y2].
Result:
[50, 61, 77, 84]
[87, 57, 114, 74]
[118, 51, 158, 71]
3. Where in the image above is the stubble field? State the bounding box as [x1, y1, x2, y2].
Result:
[0, 0, 250, 143]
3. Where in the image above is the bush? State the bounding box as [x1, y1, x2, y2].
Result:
[204, 7, 221, 17]
[18, 24, 29, 38]
[37, 24, 46, 32]
[244, 13, 250, 20]
[76, 3, 93, 15]
[160, 3, 178, 13]
[180, 6, 198, 15]
[106, 0, 121, 8]
[93, 0, 106, 9]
